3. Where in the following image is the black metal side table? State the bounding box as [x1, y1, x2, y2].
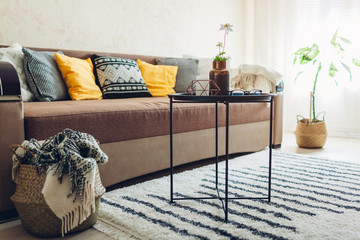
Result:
[168, 93, 276, 221]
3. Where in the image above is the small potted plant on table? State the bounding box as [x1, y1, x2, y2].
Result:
[209, 23, 233, 95]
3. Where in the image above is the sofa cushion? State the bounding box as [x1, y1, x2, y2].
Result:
[54, 53, 103, 100]
[91, 54, 152, 99]
[0, 43, 34, 101]
[23, 98, 270, 144]
[156, 58, 198, 93]
[22, 48, 69, 101]
[136, 59, 177, 97]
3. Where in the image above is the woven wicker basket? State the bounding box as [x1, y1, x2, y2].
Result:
[294, 118, 327, 148]
[11, 164, 100, 237]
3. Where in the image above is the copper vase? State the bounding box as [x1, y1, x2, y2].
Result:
[209, 61, 230, 95]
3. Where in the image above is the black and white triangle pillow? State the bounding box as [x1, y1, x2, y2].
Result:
[91, 55, 152, 98]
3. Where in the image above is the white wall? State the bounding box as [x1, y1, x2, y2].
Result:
[0, 0, 244, 67]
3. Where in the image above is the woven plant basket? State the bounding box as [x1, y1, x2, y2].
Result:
[294, 118, 327, 148]
[10, 145, 100, 238]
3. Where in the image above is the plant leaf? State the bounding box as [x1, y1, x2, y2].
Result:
[339, 37, 351, 44]
[330, 29, 339, 45]
[294, 71, 304, 83]
[330, 29, 348, 58]
[352, 58, 360, 67]
[294, 44, 319, 65]
[340, 61, 352, 82]
[214, 55, 228, 61]
[329, 62, 338, 77]
[332, 42, 346, 58]
[333, 78, 339, 86]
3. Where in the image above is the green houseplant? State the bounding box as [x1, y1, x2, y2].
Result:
[293, 29, 360, 147]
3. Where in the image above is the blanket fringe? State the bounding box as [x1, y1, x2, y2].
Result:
[12, 158, 20, 183]
[60, 180, 96, 237]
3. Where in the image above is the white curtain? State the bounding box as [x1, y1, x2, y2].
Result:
[243, 0, 360, 138]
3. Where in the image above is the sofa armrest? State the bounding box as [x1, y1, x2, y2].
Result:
[0, 61, 24, 212]
[0, 61, 21, 100]
[269, 78, 284, 148]
[272, 92, 283, 148]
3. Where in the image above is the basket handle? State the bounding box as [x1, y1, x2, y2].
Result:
[315, 111, 326, 121]
[9, 144, 36, 159]
[296, 115, 305, 123]
[9, 144, 36, 182]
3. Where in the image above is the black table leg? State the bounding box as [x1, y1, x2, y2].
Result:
[268, 98, 274, 202]
[225, 98, 229, 221]
[170, 97, 173, 203]
[215, 101, 218, 187]
[215, 101, 227, 218]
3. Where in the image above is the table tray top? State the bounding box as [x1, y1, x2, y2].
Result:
[168, 93, 276, 103]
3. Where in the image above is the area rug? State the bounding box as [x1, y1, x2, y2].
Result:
[94, 150, 360, 240]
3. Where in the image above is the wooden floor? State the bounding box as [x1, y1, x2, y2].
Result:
[280, 131, 360, 163]
[1, 131, 359, 240]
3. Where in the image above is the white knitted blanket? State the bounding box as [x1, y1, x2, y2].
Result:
[231, 64, 283, 93]
[42, 164, 105, 236]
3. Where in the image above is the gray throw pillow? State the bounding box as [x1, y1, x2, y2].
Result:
[156, 58, 199, 93]
[22, 48, 69, 101]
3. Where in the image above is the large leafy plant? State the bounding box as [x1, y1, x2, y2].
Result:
[293, 29, 360, 122]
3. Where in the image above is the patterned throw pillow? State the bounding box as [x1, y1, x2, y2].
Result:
[22, 48, 70, 101]
[91, 55, 152, 98]
[0, 43, 34, 101]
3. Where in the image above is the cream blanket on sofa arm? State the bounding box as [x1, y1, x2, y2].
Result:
[231, 64, 283, 93]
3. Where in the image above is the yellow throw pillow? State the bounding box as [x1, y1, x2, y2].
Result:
[54, 53, 102, 100]
[136, 59, 177, 97]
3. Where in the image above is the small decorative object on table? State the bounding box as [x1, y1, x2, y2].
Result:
[231, 89, 262, 96]
[186, 80, 220, 96]
[210, 23, 233, 95]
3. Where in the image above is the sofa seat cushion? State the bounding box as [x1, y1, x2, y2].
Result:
[24, 98, 270, 144]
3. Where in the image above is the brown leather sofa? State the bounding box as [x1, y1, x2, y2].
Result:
[0, 47, 284, 213]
